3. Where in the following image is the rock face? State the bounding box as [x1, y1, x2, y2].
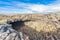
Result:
[0, 24, 29, 40]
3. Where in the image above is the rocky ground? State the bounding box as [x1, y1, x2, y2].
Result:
[0, 13, 60, 40]
[0, 24, 29, 40]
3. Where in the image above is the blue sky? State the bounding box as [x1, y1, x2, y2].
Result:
[0, 0, 60, 14]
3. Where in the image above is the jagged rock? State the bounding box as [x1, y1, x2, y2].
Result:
[0, 24, 29, 40]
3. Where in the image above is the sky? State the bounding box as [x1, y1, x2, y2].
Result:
[0, 0, 60, 14]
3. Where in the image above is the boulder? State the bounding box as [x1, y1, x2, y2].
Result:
[0, 24, 29, 40]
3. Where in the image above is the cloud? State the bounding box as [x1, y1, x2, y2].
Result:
[0, 0, 60, 14]
[11, 1, 60, 13]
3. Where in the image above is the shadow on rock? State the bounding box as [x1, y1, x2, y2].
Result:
[7, 20, 60, 40]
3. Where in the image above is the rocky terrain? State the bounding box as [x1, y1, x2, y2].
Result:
[0, 24, 21, 40]
[0, 13, 60, 40]
[0, 24, 29, 40]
